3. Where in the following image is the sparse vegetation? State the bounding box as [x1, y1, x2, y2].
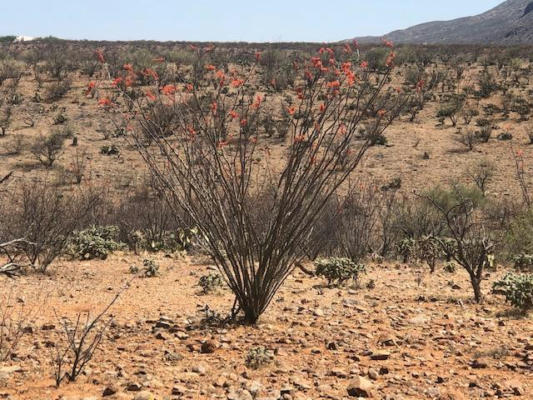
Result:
[245, 346, 274, 369]
[493, 273, 533, 312]
[314, 258, 366, 287]
[68, 226, 123, 260]
[198, 272, 225, 294]
[2, 36, 533, 400]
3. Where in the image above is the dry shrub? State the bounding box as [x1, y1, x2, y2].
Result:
[115, 45, 407, 323]
[0, 181, 104, 272]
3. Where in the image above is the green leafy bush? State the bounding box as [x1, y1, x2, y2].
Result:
[398, 238, 417, 263]
[493, 273, 533, 311]
[100, 145, 120, 156]
[314, 258, 366, 286]
[513, 254, 533, 272]
[436, 95, 465, 126]
[245, 346, 274, 369]
[497, 132, 513, 141]
[505, 210, 533, 258]
[198, 272, 224, 294]
[417, 236, 442, 272]
[444, 262, 457, 273]
[68, 226, 123, 260]
[142, 259, 159, 277]
[144, 227, 198, 253]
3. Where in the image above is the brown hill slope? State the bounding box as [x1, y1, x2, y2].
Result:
[356, 0, 533, 44]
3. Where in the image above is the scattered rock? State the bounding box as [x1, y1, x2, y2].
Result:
[133, 391, 154, 400]
[347, 376, 374, 397]
[126, 382, 142, 392]
[192, 364, 206, 375]
[368, 368, 379, 380]
[0, 366, 22, 379]
[471, 358, 488, 369]
[330, 368, 348, 378]
[227, 389, 253, 400]
[154, 331, 167, 340]
[102, 384, 118, 396]
[201, 340, 216, 354]
[172, 385, 186, 396]
[370, 351, 390, 360]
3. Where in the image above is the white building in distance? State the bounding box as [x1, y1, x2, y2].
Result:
[13, 36, 36, 43]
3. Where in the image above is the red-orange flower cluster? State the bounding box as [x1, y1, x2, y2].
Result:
[161, 84, 176, 96]
[143, 68, 159, 81]
[382, 39, 394, 48]
[98, 97, 112, 107]
[95, 50, 105, 64]
[85, 81, 96, 96]
[252, 95, 262, 110]
[145, 90, 156, 101]
[385, 52, 396, 68]
[231, 78, 244, 88]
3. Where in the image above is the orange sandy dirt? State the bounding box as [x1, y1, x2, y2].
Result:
[0, 253, 531, 400]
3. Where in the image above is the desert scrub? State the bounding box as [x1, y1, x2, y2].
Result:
[30, 129, 71, 167]
[398, 238, 417, 263]
[68, 225, 124, 260]
[198, 272, 224, 294]
[513, 254, 533, 272]
[142, 259, 159, 277]
[444, 262, 457, 273]
[245, 346, 274, 369]
[492, 273, 533, 311]
[100, 144, 119, 156]
[139, 227, 198, 253]
[314, 258, 366, 287]
[112, 42, 405, 324]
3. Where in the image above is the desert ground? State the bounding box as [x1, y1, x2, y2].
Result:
[0, 40, 532, 399]
[1, 254, 531, 400]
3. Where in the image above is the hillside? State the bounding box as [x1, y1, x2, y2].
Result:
[356, 0, 533, 44]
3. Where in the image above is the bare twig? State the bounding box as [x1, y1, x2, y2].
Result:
[52, 282, 129, 386]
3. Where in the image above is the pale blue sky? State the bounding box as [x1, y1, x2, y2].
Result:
[1, 0, 503, 42]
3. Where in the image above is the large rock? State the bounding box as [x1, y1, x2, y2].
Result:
[347, 376, 374, 398]
[0, 366, 22, 379]
[227, 389, 253, 400]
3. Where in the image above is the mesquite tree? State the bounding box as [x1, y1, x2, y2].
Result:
[105, 44, 407, 323]
[423, 186, 493, 303]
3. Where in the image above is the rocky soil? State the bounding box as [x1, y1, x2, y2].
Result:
[0, 254, 531, 399]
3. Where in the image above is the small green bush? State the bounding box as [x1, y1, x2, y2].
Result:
[444, 262, 457, 273]
[493, 273, 533, 311]
[100, 145, 120, 156]
[147, 227, 197, 253]
[245, 346, 274, 369]
[417, 236, 442, 272]
[314, 258, 366, 286]
[142, 259, 159, 277]
[198, 272, 224, 294]
[398, 238, 416, 263]
[68, 225, 123, 260]
[497, 132, 513, 141]
[436, 95, 465, 126]
[513, 254, 533, 272]
[505, 210, 533, 258]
